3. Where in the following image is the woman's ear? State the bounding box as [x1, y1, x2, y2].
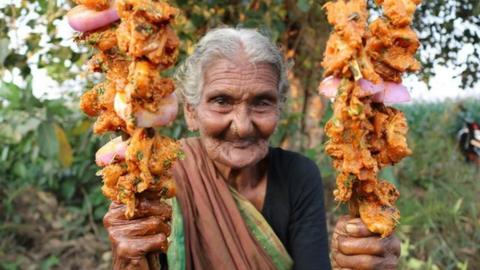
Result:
[184, 103, 199, 131]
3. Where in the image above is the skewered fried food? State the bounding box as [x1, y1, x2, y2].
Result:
[75, 0, 183, 250]
[321, 0, 420, 237]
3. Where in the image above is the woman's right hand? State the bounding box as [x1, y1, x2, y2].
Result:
[103, 196, 171, 270]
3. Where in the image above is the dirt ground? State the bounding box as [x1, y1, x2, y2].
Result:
[1, 187, 111, 269]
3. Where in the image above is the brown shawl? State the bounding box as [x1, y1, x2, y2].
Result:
[172, 137, 278, 270]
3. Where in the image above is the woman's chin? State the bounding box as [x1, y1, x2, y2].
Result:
[219, 144, 268, 169]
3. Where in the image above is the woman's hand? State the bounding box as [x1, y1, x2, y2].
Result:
[103, 195, 171, 270]
[331, 216, 401, 270]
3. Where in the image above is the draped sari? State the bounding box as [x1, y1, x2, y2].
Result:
[167, 137, 293, 270]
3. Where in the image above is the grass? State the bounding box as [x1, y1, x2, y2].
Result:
[394, 100, 480, 269]
[1, 99, 479, 269]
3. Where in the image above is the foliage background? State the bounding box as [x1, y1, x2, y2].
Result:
[1, 0, 479, 269]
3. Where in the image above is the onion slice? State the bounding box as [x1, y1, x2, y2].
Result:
[114, 92, 178, 128]
[373, 82, 411, 104]
[95, 136, 128, 167]
[113, 92, 132, 123]
[358, 79, 384, 97]
[318, 76, 340, 98]
[67, 5, 119, 32]
[135, 93, 178, 128]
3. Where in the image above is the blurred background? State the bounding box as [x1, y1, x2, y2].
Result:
[0, 0, 479, 269]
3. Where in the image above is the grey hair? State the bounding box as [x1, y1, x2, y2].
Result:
[174, 27, 290, 106]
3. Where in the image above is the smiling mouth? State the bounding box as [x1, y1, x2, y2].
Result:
[230, 140, 255, 148]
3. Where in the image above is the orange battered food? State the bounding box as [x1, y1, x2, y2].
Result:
[366, 19, 421, 75]
[99, 129, 181, 217]
[77, 0, 182, 227]
[74, 0, 111, 11]
[322, 0, 369, 78]
[375, 0, 422, 27]
[116, 8, 179, 65]
[322, 0, 420, 237]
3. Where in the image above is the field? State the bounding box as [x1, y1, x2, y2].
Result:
[1, 97, 479, 270]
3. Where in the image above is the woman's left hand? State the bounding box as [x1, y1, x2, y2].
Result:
[331, 216, 401, 270]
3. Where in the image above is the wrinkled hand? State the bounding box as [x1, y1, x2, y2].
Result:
[331, 216, 401, 270]
[103, 194, 171, 270]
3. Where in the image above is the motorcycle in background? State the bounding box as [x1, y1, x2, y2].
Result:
[457, 106, 480, 165]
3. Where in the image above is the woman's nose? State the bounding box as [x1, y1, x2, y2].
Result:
[231, 105, 254, 138]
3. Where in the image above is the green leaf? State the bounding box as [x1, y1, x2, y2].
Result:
[296, 0, 311, 13]
[40, 255, 59, 270]
[0, 81, 21, 106]
[0, 38, 9, 67]
[61, 180, 76, 200]
[53, 123, 73, 168]
[37, 121, 59, 159]
[13, 162, 27, 178]
[37, 0, 48, 14]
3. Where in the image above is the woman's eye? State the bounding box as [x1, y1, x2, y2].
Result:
[252, 98, 273, 108]
[210, 96, 232, 106]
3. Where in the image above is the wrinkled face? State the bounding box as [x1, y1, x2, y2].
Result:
[185, 56, 280, 169]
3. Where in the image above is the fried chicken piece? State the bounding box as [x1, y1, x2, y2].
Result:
[368, 105, 411, 167]
[109, 130, 180, 217]
[372, 61, 403, 83]
[358, 47, 382, 83]
[88, 51, 128, 73]
[80, 82, 116, 116]
[99, 132, 179, 218]
[88, 51, 130, 92]
[80, 88, 101, 117]
[151, 174, 177, 199]
[124, 129, 180, 191]
[321, 33, 357, 77]
[116, 0, 177, 24]
[358, 180, 400, 237]
[117, 173, 138, 217]
[93, 111, 126, 134]
[100, 163, 128, 200]
[77, 25, 118, 52]
[334, 172, 355, 202]
[127, 60, 175, 102]
[74, 0, 111, 10]
[125, 129, 155, 193]
[149, 136, 182, 175]
[117, 15, 179, 66]
[323, 0, 368, 49]
[384, 107, 412, 163]
[366, 19, 421, 75]
[375, 0, 422, 27]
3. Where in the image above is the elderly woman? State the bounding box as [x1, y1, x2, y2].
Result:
[68, 6, 400, 270]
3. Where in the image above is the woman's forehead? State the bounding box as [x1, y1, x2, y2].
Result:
[203, 58, 279, 92]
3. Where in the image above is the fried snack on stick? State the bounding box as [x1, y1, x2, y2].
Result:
[321, 0, 420, 237]
[74, 1, 183, 259]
